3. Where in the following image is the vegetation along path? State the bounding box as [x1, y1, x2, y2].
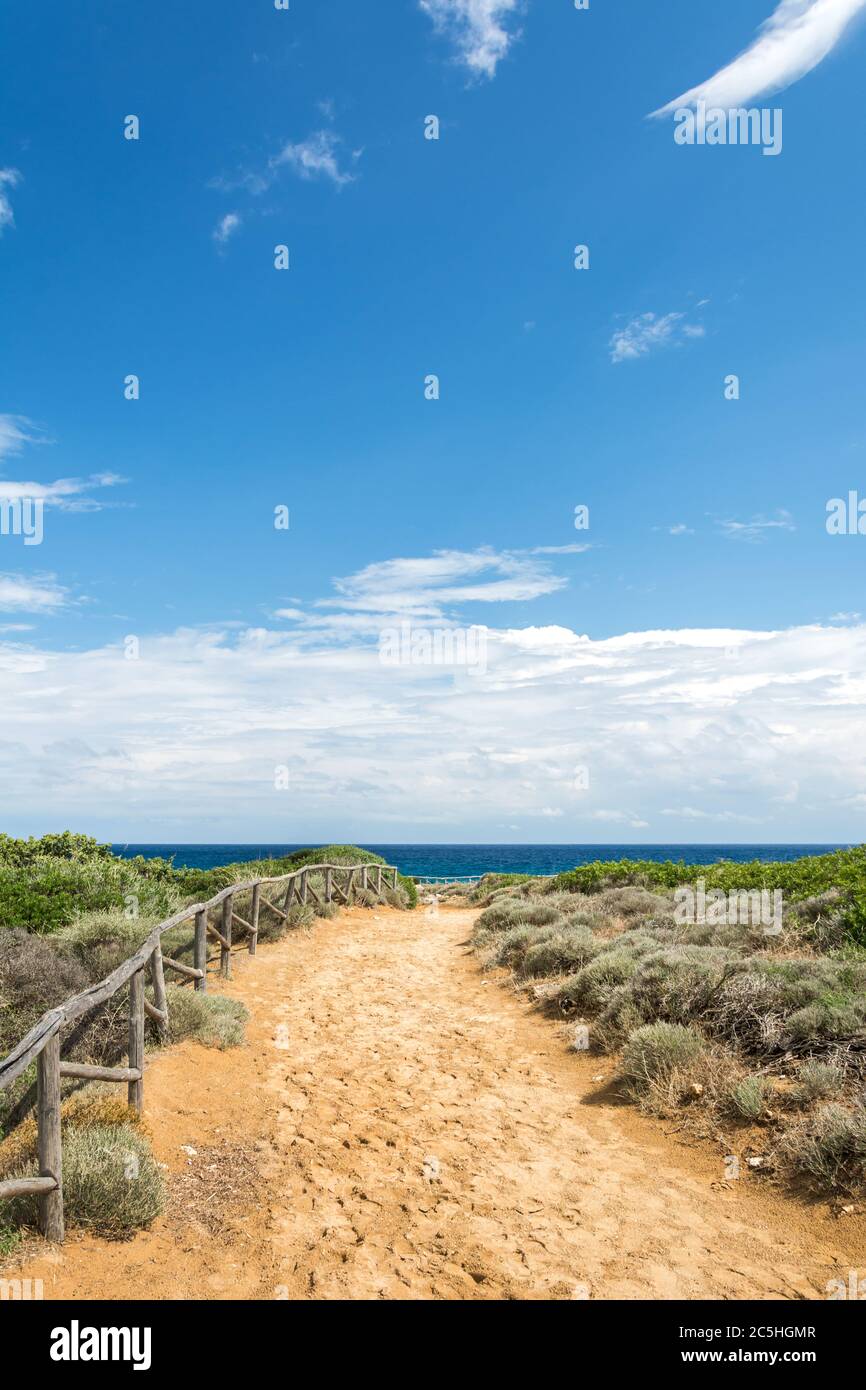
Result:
[14, 904, 866, 1300]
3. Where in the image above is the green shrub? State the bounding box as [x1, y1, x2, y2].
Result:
[795, 1060, 845, 1105]
[475, 899, 564, 936]
[556, 944, 647, 1014]
[6, 1124, 164, 1238]
[0, 856, 179, 935]
[621, 1023, 706, 1099]
[725, 1075, 769, 1121]
[780, 1103, 866, 1191]
[547, 847, 866, 947]
[520, 926, 601, 978]
[165, 988, 248, 1049]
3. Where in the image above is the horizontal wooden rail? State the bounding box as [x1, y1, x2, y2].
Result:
[59, 1062, 143, 1084]
[0, 859, 400, 1242]
[0, 1176, 59, 1201]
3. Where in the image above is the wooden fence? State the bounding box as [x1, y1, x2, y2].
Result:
[0, 860, 399, 1242]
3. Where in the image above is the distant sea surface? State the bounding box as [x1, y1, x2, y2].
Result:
[113, 843, 852, 879]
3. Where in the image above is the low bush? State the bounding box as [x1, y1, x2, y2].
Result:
[620, 1023, 706, 1101]
[794, 1059, 846, 1105]
[0, 1090, 146, 1181]
[779, 1102, 866, 1192]
[724, 1074, 769, 1122]
[6, 1124, 164, 1238]
[165, 988, 248, 1049]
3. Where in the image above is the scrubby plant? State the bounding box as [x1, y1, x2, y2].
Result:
[474, 898, 565, 937]
[779, 1102, 866, 1192]
[0, 1089, 145, 1181]
[724, 1074, 769, 1122]
[6, 1124, 164, 1238]
[520, 926, 601, 978]
[164, 987, 248, 1049]
[620, 1023, 706, 1100]
[794, 1059, 846, 1105]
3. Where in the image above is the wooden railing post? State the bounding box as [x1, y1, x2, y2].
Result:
[128, 970, 145, 1113]
[221, 895, 233, 978]
[249, 884, 260, 956]
[325, 868, 333, 903]
[37, 1033, 64, 1243]
[376, 866, 383, 895]
[361, 866, 369, 892]
[150, 944, 169, 1041]
[283, 877, 294, 916]
[392, 867, 398, 891]
[194, 909, 208, 992]
[300, 871, 308, 906]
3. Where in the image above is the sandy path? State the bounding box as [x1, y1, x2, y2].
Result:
[12, 904, 866, 1301]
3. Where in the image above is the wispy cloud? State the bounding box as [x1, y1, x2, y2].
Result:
[0, 573, 67, 613]
[276, 546, 583, 631]
[420, 0, 521, 79]
[717, 510, 796, 542]
[610, 311, 706, 364]
[0, 168, 20, 234]
[269, 131, 358, 188]
[213, 212, 242, 245]
[651, 0, 866, 115]
[0, 415, 126, 511]
[0, 474, 125, 512]
[0, 414, 44, 462]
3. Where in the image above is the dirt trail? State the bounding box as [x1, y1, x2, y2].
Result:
[13, 905, 866, 1301]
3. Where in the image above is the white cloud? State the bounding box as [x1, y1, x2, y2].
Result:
[292, 546, 578, 627]
[213, 212, 242, 244]
[668, 524, 695, 536]
[1, 580, 865, 839]
[420, 0, 521, 79]
[0, 416, 126, 512]
[610, 311, 705, 364]
[0, 574, 67, 613]
[717, 511, 796, 542]
[0, 168, 20, 234]
[651, 0, 866, 115]
[0, 414, 44, 462]
[270, 131, 357, 187]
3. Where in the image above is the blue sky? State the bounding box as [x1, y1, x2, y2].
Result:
[1, 1, 865, 843]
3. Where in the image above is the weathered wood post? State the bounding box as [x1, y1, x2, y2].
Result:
[194, 909, 208, 992]
[376, 866, 383, 896]
[392, 867, 398, 891]
[221, 894, 233, 978]
[346, 868, 355, 902]
[37, 1033, 64, 1242]
[128, 969, 145, 1113]
[249, 883, 261, 956]
[325, 868, 333, 903]
[150, 944, 169, 1041]
[361, 866, 369, 892]
[300, 871, 308, 906]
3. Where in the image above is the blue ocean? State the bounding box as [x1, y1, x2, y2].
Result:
[113, 843, 853, 879]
